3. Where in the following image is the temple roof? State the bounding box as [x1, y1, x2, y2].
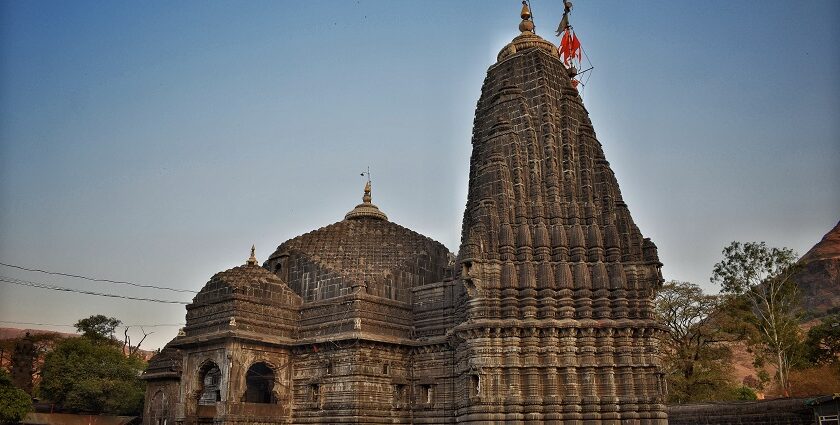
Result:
[142, 343, 182, 381]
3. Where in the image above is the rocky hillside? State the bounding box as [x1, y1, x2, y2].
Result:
[794, 220, 840, 319]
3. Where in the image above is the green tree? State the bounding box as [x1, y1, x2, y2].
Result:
[804, 314, 840, 366]
[39, 337, 145, 415]
[655, 281, 739, 402]
[0, 368, 32, 423]
[74, 315, 121, 342]
[711, 241, 801, 396]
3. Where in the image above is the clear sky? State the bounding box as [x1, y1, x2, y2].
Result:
[1, 0, 838, 350]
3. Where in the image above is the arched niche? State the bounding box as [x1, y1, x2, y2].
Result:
[197, 361, 222, 405]
[149, 390, 168, 425]
[244, 362, 275, 404]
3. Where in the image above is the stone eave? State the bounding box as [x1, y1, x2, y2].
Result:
[169, 330, 297, 349]
[141, 370, 181, 381]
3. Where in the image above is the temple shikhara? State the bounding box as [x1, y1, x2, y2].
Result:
[143, 3, 668, 424]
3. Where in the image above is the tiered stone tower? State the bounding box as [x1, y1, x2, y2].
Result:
[450, 4, 668, 424]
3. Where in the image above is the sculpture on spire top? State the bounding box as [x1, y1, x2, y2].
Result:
[246, 245, 258, 266]
[519, 1, 534, 33]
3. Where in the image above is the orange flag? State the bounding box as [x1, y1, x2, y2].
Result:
[571, 33, 581, 62]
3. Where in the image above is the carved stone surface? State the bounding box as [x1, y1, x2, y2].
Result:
[142, 14, 666, 425]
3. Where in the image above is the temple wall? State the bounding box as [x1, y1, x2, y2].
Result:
[144, 379, 180, 425]
[291, 342, 412, 424]
[667, 398, 813, 425]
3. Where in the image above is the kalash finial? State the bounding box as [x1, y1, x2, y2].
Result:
[246, 245, 258, 266]
[363, 180, 372, 204]
[345, 168, 388, 221]
[519, 1, 535, 33]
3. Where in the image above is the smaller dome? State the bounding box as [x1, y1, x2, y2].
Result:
[192, 263, 287, 304]
[191, 247, 298, 305]
[185, 247, 302, 340]
[344, 181, 388, 221]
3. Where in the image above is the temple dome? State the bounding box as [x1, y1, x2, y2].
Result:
[183, 248, 302, 340]
[266, 183, 452, 303]
[191, 263, 289, 304]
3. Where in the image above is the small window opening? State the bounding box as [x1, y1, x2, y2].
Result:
[382, 362, 390, 375]
[470, 374, 481, 398]
[327, 360, 334, 375]
[419, 384, 434, 404]
[394, 384, 406, 402]
[309, 384, 320, 403]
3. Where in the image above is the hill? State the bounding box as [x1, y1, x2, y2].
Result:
[794, 220, 840, 319]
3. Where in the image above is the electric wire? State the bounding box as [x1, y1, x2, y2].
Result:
[0, 320, 184, 328]
[0, 275, 190, 305]
[0, 262, 198, 294]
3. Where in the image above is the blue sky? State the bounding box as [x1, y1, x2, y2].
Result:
[1, 0, 838, 349]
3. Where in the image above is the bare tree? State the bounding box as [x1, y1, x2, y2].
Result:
[123, 327, 152, 357]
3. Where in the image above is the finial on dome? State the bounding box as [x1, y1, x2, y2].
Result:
[519, 1, 535, 33]
[363, 181, 372, 204]
[246, 245, 258, 266]
[345, 174, 388, 221]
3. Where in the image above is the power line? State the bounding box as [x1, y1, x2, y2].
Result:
[0, 275, 190, 305]
[0, 320, 184, 328]
[0, 262, 198, 294]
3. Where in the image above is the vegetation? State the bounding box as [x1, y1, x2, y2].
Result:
[0, 368, 32, 424]
[655, 241, 839, 402]
[39, 315, 145, 415]
[0, 332, 63, 379]
[74, 315, 121, 341]
[655, 281, 736, 402]
[712, 241, 801, 396]
[803, 314, 840, 366]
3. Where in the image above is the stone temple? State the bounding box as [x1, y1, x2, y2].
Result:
[142, 5, 668, 425]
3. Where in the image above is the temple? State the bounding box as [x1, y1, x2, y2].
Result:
[143, 3, 667, 424]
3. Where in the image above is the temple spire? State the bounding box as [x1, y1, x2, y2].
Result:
[246, 245, 258, 266]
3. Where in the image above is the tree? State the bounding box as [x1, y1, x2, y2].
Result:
[804, 314, 840, 366]
[711, 241, 801, 396]
[1, 332, 63, 396]
[40, 336, 145, 415]
[655, 281, 740, 402]
[0, 368, 32, 423]
[74, 315, 121, 341]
